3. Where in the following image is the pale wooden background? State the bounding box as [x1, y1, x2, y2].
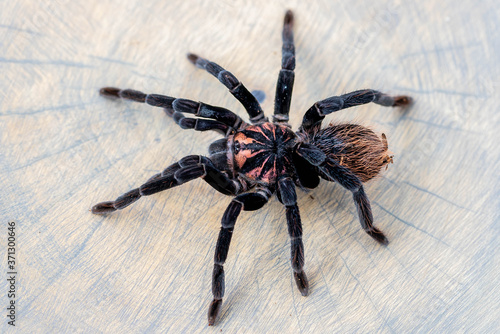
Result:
[1, 0, 499, 333]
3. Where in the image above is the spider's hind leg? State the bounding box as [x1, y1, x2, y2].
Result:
[297, 145, 388, 245]
[91, 155, 241, 214]
[318, 157, 389, 245]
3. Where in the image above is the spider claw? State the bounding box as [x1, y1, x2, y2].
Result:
[187, 53, 199, 65]
[294, 271, 309, 296]
[208, 298, 222, 326]
[392, 95, 413, 107]
[91, 201, 116, 214]
[284, 10, 294, 26]
[99, 87, 120, 98]
[187, 53, 209, 69]
[367, 228, 389, 246]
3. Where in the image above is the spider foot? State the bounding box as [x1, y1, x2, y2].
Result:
[187, 53, 200, 65]
[392, 95, 413, 107]
[91, 201, 117, 214]
[99, 87, 120, 98]
[208, 298, 222, 326]
[284, 9, 294, 26]
[367, 228, 389, 246]
[99, 87, 147, 102]
[294, 271, 309, 296]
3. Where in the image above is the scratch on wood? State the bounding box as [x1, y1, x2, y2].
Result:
[130, 70, 175, 82]
[318, 267, 341, 325]
[0, 102, 98, 117]
[394, 86, 487, 99]
[373, 201, 451, 247]
[88, 55, 136, 66]
[385, 247, 447, 304]
[0, 23, 41, 35]
[0, 57, 94, 68]
[289, 276, 304, 334]
[399, 43, 482, 60]
[338, 255, 396, 333]
[403, 181, 476, 213]
[22, 220, 104, 313]
[401, 116, 480, 134]
[312, 195, 396, 331]
[10, 137, 99, 171]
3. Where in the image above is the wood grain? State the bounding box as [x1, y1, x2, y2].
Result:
[1, 0, 499, 332]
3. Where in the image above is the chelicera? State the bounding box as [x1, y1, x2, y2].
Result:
[92, 10, 411, 325]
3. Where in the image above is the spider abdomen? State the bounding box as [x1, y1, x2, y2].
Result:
[312, 123, 392, 182]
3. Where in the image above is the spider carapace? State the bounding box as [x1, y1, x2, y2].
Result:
[92, 10, 411, 325]
[225, 123, 296, 183]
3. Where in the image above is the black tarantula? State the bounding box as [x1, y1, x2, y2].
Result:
[92, 10, 411, 325]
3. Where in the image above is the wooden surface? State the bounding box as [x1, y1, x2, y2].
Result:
[1, 0, 499, 332]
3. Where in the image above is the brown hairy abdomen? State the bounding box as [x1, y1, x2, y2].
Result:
[311, 123, 392, 182]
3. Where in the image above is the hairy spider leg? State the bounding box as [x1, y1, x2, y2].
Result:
[99, 87, 245, 135]
[273, 10, 295, 124]
[208, 188, 272, 326]
[320, 159, 388, 245]
[300, 89, 412, 134]
[277, 176, 309, 296]
[296, 145, 388, 244]
[187, 54, 267, 124]
[91, 155, 241, 214]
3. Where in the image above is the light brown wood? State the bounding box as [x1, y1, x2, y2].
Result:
[2, 0, 499, 332]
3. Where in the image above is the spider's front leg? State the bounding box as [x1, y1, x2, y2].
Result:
[99, 87, 246, 134]
[273, 10, 295, 124]
[187, 54, 267, 124]
[91, 155, 240, 214]
[208, 188, 272, 326]
[299, 89, 412, 134]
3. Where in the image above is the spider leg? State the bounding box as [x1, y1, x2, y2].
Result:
[317, 156, 389, 245]
[91, 155, 241, 214]
[187, 54, 267, 124]
[299, 89, 412, 134]
[99, 87, 245, 134]
[292, 151, 320, 189]
[273, 10, 295, 124]
[278, 177, 309, 296]
[208, 188, 272, 326]
[296, 144, 388, 244]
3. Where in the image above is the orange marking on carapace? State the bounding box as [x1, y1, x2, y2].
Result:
[246, 155, 269, 180]
[245, 125, 271, 141]
[234, 149, 265, 169]
[233, 132, 261, 146]
[261, 157, 277, 182]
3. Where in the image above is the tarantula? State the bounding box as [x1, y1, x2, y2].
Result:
[92, 10, 411, 325]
